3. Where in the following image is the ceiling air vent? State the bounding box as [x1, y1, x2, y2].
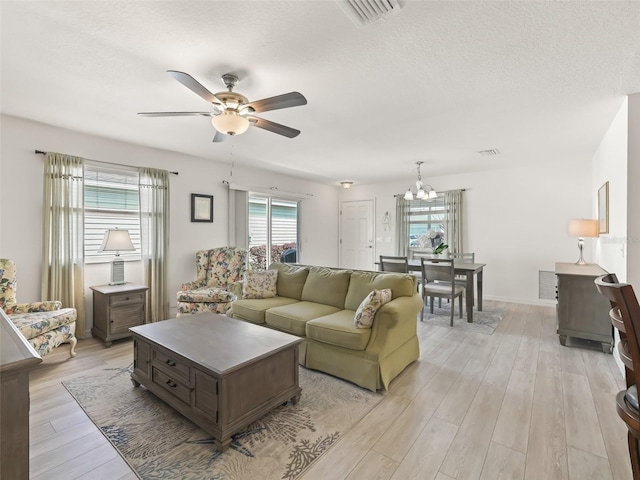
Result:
[477, 148, 501, 156]
[336, 0, 401, 26]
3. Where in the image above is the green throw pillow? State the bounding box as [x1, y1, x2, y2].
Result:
[354, 289, 392, 328]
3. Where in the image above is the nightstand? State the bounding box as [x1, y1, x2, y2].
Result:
[91, 283, 148, 347]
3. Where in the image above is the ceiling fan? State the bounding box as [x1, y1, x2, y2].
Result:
[138, 70, 307, 142]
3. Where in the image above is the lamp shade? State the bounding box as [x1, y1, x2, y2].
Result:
[98, 228, 135, 253]
[211, 111, 250, 135]
[568, 219, 598, 238]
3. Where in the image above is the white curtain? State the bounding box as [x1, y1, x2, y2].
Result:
[444, 190, 464, 254]
[139, 167, 170, 322]
[41, 152, 86, 337]
[395, 195, 410, 256]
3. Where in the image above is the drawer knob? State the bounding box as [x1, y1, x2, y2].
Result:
[165, 359, 176, 367]
[166, 379, 177, 388]
[125, 297, 130, 300]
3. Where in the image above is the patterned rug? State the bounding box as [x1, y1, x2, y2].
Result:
[419, 305, 503, 335]
[63, 364, 383, 480]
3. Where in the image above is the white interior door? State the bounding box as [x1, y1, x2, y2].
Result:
[340, 200, 374, 270]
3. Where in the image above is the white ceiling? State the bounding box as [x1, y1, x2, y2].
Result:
[2, 1, 639, 186]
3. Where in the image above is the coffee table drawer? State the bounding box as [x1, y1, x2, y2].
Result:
[152, 367, 192, 405]
[153, 349, 190, 379]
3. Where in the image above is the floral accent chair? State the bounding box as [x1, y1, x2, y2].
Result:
[177, 247, 248, 316]
[0, 259, 77, 357]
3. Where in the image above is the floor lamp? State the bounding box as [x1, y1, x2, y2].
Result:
[568, 219, 598, 265]
[97, 228, 135, 285]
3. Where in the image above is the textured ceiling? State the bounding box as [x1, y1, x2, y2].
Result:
[1, 1, 639, 186]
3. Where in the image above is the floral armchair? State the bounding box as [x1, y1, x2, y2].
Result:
[0, 259, 77, 357]
[176, 247, 248, 316]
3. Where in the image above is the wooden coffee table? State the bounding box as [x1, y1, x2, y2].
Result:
[129, 313, 302, 452]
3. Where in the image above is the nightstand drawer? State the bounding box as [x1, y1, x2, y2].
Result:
[110, 292, 145, 307]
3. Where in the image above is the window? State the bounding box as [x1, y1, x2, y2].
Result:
[84, 163, 141, 262]
[408, 197, 446, 250]
[248, 195, 299, 270]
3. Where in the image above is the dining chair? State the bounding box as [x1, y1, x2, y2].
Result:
[595, 273, 640, 479]
[379, 255, 409, 273]
[450, 252, 475, 263]
[420, 258, 464, 326]
[450, 252, 475, 300]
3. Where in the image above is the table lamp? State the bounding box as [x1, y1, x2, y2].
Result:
[98, 228, 135, 285]
[568, 219, 598, 265]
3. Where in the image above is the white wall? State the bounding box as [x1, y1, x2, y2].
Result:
[339, 161, 592, 305]
[592, 99, 628, 280]
[628, 93, 640, 291]
[0, 115, 339, 336]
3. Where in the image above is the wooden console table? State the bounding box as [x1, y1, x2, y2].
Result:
[555, 262, 612, 353]
[1, 309, 42, 479]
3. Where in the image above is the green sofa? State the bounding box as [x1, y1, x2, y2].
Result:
[230, 263, 423, 391]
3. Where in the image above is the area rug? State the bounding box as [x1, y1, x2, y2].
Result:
[419, 306, 503, 335]
[63, 364, 383, 480]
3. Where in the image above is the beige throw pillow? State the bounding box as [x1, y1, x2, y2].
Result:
[242, 270, 278, 299]
[354, 288, 392, 328]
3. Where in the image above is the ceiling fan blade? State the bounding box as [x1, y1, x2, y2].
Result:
[138, 111, 213, 117]
[246, 92, 307, 113]
[247, 116, 300, 138]
[167, 70, 224, 106]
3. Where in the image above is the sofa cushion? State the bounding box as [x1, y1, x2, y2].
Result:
[301, 267, 351, 309]
[344, 271, 416, 311]
[231, 297, 299, 324]
[265, 301, 340, 336]
[177, 287, 235, 303]
[177, 301, 232, 316]
[306, 310, 372, 351]
[354, 288, 392, 328]
[242, 270, 278, 299]
[10, 308, 77, 340]
[268, 263, 309, 300]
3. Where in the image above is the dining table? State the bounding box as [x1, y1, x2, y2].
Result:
[406, 259, 486, 323]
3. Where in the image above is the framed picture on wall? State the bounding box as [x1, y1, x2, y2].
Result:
[598, 182, 609, 234]
[191, 194, 213, 222]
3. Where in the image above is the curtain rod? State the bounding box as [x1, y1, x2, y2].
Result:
[222, 180, 313, 198]
[34, 150, 178, 175]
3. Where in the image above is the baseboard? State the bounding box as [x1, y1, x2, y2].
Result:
[483, 295, 557, 307]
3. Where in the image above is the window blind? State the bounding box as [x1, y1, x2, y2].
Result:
[84, 162, 141, 262]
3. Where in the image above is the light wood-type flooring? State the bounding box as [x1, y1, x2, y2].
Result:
[28, 301, 632, 479]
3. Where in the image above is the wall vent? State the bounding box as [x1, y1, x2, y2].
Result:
[539, 270, 557, 300]
[477, 148, 501, 156]
[336, 0, 401, 26]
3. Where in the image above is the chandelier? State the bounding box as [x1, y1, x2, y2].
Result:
[404, 161, 437, 200]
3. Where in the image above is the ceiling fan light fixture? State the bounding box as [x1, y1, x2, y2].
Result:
[211, 111, 250, 136]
